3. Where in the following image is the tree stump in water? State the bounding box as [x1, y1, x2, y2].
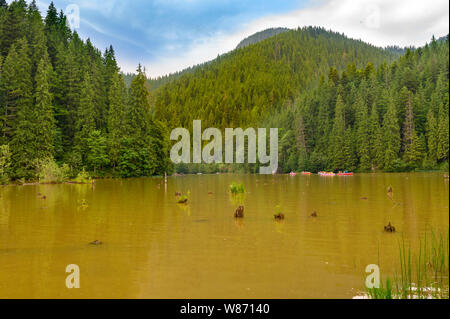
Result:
[234, 206, 244, 218]
[384, 222, 396, 232]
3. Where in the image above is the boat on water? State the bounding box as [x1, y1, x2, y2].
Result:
[301, 171, 312, 175]
[318, 171, 335, 176]
[289, 171, 297, 176]
[338, 171, 354, 176]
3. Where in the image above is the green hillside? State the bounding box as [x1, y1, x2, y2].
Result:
[154, 27, 401, 130]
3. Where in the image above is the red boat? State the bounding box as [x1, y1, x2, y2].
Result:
[338, 172, 354, 176]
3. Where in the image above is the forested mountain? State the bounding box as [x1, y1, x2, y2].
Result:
[153, 29, 448, 174]
[0, 1, 447, 181]
[154, 27, 401, 130]
[236, 27, 289, 49]
[0, 0, 170, 182]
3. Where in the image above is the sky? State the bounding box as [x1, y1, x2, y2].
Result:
[28, 0, 450, 78]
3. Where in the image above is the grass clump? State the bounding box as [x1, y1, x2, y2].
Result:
[230, 182, 245, 194]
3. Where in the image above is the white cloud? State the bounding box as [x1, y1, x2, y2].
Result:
[142, 0, 449, 78]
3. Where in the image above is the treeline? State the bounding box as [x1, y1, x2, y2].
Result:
[0, 1, 171, 183]
[269, 37, 449, 173]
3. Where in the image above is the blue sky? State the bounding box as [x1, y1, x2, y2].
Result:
[30, 0, 449, 77]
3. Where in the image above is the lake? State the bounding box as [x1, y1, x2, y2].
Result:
[0, 173, 448, 298]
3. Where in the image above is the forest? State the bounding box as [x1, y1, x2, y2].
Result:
[0, 0, 448, 183]
[0, 0, 171, 183]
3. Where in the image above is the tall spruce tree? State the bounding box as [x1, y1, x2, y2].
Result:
[436, 104, 449, 162]
[8, 38, 35, 178]
[34, 56, 55, 160]
[118, 65, 155, 177]
[355, 94, 371, 170]
[74, 72, 96, 165]
[426, 108, 438, 164]
[107, 72, 127, 169]
[382, 97, 401, 171]
[330, 95, 347, 170]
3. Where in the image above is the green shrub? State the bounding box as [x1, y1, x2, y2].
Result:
[0, 145, 11, 185]
[74, 168, 92, 184]
[35, 158, 70, 183]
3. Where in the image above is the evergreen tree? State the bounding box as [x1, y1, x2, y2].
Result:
[74, 72, 96, 164]
[426, 108, 438, 163]
[33, 57, 55, 160]
[355, 95, 371, 170]
[8, 38, 35, 178]
[26, 1, 47, 78]
[87, 130, 109, 173]
[0, 0, 27, 57]
[330, 95, 347, 170]
[382, 97, 401, 171]
[107, 72, 127, 169]
[118, 65, 154, 177]
[368, 102, 381, 169]
[436, 104, 449, 162]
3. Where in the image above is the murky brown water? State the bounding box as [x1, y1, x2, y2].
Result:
[0, 173, 448, 298]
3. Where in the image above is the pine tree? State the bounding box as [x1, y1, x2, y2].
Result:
[118, 65, 154, 177]
[34, 57, 55, 160]
[426, 108, 438, 163]
[1, 37, 32, 141]
[8, 38, 35, 178]
[402, 95, 415, 155]
[382, 97, 401, 171]
[330, 95, 347, 170]
[355, 95, 371, 170]
[26, 1, 47, 78]
[53, 40, 81, 156]
[0, 0, 27, 57]
[107, 72, 127, 169]
[87, 130, 109, 173]
[368, 102, 381, 169]
[74, 72, 96, 164]
[404, 132, 425, 168]
[436, 104, 449, 162]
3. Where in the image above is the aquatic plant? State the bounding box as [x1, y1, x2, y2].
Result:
[178, 195, 188, 204]
[366, 230, 449, 299]
[274, 205, 285, 220]
[230, 182, 245, 194]
[177, 190, 190, 204]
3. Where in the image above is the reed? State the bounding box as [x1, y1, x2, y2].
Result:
[367, 229, 449, 299]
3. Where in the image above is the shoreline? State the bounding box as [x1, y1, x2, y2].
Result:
[2, 170, 448, 187]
